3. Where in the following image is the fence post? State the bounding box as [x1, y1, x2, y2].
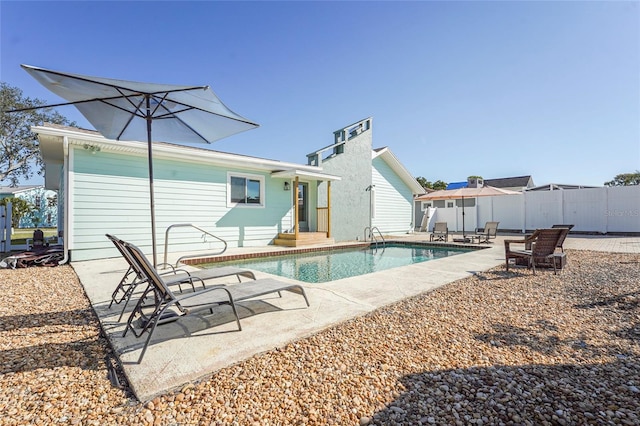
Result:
[1, 203, 4, 252]
[1, 202, 12, 253]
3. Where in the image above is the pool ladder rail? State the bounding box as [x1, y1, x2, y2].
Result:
[364, 226, 386, 250]
[163, 223, 228, 267]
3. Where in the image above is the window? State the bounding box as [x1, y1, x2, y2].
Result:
[228, 173, 265, 207]
[455, 198, 476, 208]
[447, 201, 454, 208]
[421, 202, 432, 211]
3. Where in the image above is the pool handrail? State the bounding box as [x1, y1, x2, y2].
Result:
[364, 226, 386, 249]
[163, 223, 228, 267]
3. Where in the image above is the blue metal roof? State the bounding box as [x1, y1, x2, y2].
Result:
[446, 181, 468, 190]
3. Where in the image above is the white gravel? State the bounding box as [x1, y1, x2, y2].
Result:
[1, 249, 638, 425]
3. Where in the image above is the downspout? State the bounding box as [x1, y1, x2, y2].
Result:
[58, 136, 70, 265]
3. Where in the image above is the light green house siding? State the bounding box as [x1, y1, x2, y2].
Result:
[371, 156, 414, 235]
[70, 147, 294, 261]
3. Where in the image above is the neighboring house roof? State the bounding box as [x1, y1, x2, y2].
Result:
[484, 175, 534, 189]
[445, 176, 534, 191]
[0, 185, 42, 196]
[526, 183, 600, 191]
[372, 147, 425, 194]
[446, 181, 468, 190]
[34, 124, 342, 190]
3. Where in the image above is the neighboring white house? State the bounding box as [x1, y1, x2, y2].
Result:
[35, 119, 423, 262]
[0, 185, 58, 228]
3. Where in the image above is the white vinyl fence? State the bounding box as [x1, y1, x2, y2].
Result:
[420, 186, 640, 234]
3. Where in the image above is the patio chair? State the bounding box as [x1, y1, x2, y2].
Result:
[29, 229, 46, 249]
[504, 228, 569, 275]
[106, 234, 256, 321]
[551, 224, 574, 252]
[473, 221, 499, 243]
[430, 222, 449, 242]
[121, 240, 310, 362]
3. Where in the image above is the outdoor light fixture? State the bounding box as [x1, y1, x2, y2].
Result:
[83, 144, 101, 154]
[284, 181, 291, 191]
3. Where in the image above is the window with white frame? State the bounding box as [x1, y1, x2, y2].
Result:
[227, 172, 265, 207]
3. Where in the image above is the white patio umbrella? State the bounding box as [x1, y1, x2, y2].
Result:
[416, 186, 520, 241]
[14, 64, 259, 266]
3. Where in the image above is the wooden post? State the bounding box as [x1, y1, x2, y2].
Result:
[327, 180, 332, 238]
[294, 176, 300, 240]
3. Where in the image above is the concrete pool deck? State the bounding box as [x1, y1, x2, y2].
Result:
[71, 233, 640, 401]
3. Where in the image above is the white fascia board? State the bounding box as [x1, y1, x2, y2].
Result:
[32, 125, 328, 175]
[271, 169, 341, 181]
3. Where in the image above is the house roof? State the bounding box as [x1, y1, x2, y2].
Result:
[526, 183, 600, 191]
[484, 175, 533, 188]
[33, 124, 342, 190]
[372, 147, 425, 194]
[446, 181, 468, 190]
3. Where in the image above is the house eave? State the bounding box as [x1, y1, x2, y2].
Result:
[33, 125, 333, 176]
[271, 169, 341, 181]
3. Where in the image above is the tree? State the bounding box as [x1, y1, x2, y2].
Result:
[416, 177, 449, 191]
[416, 176, 430, 190]
[1, 82, 75, 186]
[0, 197, 33, 228]
[432, 180, 447, 190]
[604, 171, 640, 187]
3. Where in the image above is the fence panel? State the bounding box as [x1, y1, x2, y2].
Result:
[606, 186, 640, 232]
[562, 187, 607, 233]
[481, 194, 524, 231]
[423, 187, 638, 236]
[432, 207, 458, 232]
[525, 190, 563, 230]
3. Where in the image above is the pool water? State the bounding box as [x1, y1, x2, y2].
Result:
[202, 244, 470, 283]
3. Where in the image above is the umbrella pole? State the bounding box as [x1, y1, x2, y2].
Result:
[462, 195, 466, 240]
[146, 96, 158, 267]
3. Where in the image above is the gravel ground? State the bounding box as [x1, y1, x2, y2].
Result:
[1, 249, 639, 425]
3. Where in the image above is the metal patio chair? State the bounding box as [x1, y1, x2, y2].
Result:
[430, 222, 449, 242]
[121, 240, 310, 363]
[473, 221, 500, 244]
[106, 234, 256, 321]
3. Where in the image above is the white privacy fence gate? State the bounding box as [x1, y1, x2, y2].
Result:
[425, 186, 640, 234]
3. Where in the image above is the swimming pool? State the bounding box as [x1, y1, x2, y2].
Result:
[202, 244, 470, 283]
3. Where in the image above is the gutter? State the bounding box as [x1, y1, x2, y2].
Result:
[58, 136, 70, 265]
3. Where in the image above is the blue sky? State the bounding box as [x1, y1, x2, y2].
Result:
[2, 1, 638, 187]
